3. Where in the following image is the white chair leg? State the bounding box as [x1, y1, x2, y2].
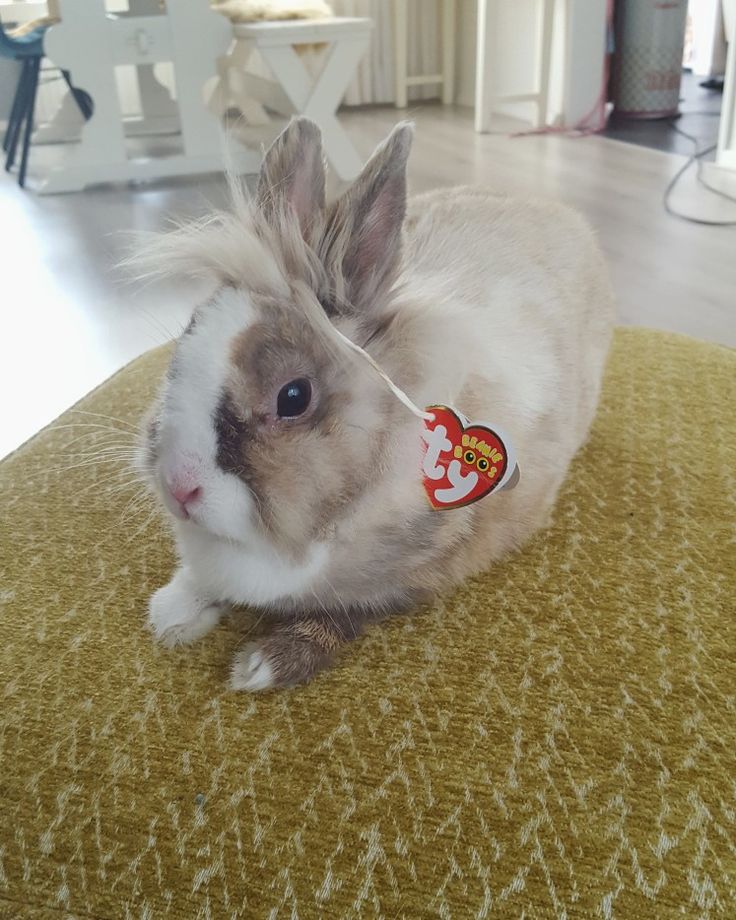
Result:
[207, 54, 232, 119]
[475, 0, 495, 132]
[536, 0, 555, 129]
[258, 45, 311, 113]
[217, 41, 272, 125]
[442, 0, 456, 105]
[394, 0, 409, 108]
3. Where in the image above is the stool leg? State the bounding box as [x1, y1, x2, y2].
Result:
[442, 0, 456, 105]
[18, 57, 41, 188]
[5, 59, 33, 172]
[3, 61, 28, 153]
[475, 0, 495, 132]
[394, 0, 409, 108]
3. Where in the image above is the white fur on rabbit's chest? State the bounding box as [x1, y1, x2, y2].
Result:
[177, 524, 329, 606]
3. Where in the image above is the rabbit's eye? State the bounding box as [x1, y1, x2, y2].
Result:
[277, 378, 312, 418]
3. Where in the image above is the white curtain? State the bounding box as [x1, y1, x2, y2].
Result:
[333, 0, 443, 105]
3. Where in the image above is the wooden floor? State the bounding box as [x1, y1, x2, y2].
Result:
[343, 106, 736, 348]
[1, 104, 734, 459]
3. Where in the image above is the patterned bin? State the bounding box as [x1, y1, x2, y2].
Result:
[613, 0, 689, 119]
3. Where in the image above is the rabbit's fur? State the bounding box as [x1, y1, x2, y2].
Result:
[138, 118, 614, 690]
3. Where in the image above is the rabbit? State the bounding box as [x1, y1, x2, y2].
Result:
[136, 117, 615, 691]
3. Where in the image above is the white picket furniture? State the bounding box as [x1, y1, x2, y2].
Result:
[37, 0, 260, 193]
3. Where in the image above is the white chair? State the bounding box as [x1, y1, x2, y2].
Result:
[475, 0, 556, 133]
[220, 17, 372, 182]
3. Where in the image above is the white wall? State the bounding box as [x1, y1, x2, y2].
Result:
[715, 0, 736, 171]
[688, 0, 728, 76]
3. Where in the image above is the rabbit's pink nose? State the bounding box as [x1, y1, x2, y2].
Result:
[163, 465, 204, 519]
[168, 482, 202, 510]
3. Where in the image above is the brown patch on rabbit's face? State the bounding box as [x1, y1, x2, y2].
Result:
[213, 296, 390, 557]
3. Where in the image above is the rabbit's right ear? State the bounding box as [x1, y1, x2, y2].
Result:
[256, 118, 326, 237]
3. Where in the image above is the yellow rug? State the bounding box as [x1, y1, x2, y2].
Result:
[0, 328, 734, 918]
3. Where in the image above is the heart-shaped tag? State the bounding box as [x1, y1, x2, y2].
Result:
[421, 405, 517, 510]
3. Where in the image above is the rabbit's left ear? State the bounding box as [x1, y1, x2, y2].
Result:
[319, 122, 413, 315]
[257, 117, 326, 236]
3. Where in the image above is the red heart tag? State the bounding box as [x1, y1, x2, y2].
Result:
[421, 405, 515, 510]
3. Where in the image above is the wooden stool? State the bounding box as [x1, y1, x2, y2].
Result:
[393, 0, 456, 108]
[221, 17, 372, 182]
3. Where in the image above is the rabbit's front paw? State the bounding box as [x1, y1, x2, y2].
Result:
[230, 620, 342, 691]
[147, 571, 222, 648]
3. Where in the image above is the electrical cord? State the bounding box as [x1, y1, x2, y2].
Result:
[663, 118, 736, 226]
[669, 119, 736, 205]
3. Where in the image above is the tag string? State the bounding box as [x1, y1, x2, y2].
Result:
[331, 327, 434, 422]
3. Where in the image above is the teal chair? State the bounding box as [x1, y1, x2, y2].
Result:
[1, 22, 91, 188]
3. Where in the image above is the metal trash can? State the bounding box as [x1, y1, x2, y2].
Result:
[613, 0, 689, 119]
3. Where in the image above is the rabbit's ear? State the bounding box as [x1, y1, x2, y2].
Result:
[257, 118, 326, 236]
[321, 122, 413, 314]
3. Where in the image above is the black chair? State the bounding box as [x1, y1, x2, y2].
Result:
[1, 22, 92, 188]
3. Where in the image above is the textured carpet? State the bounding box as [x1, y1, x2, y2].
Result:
[0, 328, 734, 918]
